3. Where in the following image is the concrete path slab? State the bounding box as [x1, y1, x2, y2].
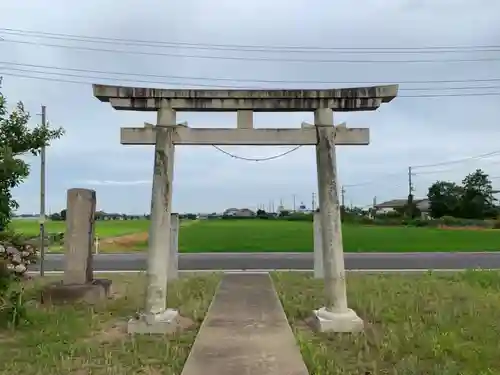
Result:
[180, 273, 309, 375]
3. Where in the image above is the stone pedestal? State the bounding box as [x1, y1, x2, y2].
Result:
[41, 279, 112, 304]
[311, 307, 364, 333]
[127, 308, 180, 334]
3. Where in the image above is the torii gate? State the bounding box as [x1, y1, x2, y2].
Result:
[93, 84, 398, 334]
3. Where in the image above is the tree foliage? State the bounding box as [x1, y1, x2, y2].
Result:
[427, 169, 498, 219]
[0, 81, 64, 229]
[461, 169, 497, 219]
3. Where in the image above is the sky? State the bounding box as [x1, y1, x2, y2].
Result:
[1, 0, 500, 215]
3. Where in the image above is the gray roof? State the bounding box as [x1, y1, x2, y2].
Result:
[375, 198, 428, 209]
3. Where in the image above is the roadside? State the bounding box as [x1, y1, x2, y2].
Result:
[31, 252, 500, 273]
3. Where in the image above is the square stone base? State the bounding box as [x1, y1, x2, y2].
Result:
[41, 279, 112, 305]
[312, 307, 364, 333]
[127, 308, 180, 334]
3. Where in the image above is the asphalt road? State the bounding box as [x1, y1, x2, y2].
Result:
[30, 252, 500, 272]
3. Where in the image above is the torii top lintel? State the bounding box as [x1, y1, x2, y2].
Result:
[92, 84, 398, 112]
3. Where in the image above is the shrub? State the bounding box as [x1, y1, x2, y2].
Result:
[0, 230, 38, 328]
[433, 216, 493, 228]
[493, 218, 500, 229]
[0, 231, 38, 276]
[438, 216, 464, 226]
[221, 215, 256, 220]
[406, 218, 429, 227]
[282, 213, 314, 222]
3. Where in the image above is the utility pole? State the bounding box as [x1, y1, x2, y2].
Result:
[341, 186, 346, 208]
[311, 192, 316, 212]
[407, 166, 414, 218]
[371, 196, 377, 218]
[292, 194, 296, 212]
[39, 105, 47, 277]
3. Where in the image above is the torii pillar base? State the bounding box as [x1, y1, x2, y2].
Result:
[127, 308, 180, 335]
[311, 307, 364, 333]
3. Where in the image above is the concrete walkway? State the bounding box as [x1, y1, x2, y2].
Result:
[180, 273, 309, 375]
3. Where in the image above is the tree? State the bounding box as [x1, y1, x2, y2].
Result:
[461, 169, 497, 219]
[279, 210, 290, 217]
[49, 212, 61, 221]
[427, 181, 463, 218]
[256, 209, 268, 218]
[0, 82, 64, 230]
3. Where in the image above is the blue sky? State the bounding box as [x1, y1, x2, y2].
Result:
[1, 0, 500, 215]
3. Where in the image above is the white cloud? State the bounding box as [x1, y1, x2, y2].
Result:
[2, 0, 500, 213]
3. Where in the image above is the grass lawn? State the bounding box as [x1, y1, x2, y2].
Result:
[0, 273, 221, 375]
[272, 270, 500, 374]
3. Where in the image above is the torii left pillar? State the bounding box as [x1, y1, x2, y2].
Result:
[312, 108, 364, 332]
[128, 100, 180, 334]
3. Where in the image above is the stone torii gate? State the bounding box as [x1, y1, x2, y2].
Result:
[93, 84, 398, 334]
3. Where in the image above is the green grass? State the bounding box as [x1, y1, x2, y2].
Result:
[9, 218, 500, 252]
[6, 271, 499, 374]
[0, 273, 221, 375]
[273, 270, 500, 374]
[9, 219, 150, 238]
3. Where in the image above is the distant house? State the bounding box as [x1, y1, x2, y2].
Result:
[223, 208, 256, 217]
[374, 198, 430, 218]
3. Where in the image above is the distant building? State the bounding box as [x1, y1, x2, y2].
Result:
[223, 208, 256, 217]
[374, 198, 430, 218]
[297, 202, 308, 213]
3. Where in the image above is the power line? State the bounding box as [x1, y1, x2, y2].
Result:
[2, 71, 500, 98]
[2, 38, 500, 64]
[2, 61, 500, 85]
[344, 151, 500, 188]
[413, 160, 500, 176]
[3, 65, 500, 92]
[2, 27, 500, 53]
[411, 150, 500, 169]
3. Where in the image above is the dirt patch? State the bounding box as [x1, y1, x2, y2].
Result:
[177, 315, 196, 332]
[0, 333, 15, 344]
[437, 225, 495, 231]
[101, 232, 148, 248]
[86, 320, 128, 344]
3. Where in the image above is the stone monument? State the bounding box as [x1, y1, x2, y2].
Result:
[41, 188, 111, 304]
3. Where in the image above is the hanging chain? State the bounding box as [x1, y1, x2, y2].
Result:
[211, 145, 302, 162]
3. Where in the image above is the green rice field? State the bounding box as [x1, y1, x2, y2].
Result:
[8, 218, 500, 252]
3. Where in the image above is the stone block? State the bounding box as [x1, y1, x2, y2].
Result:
[41, 279, 112, 305]
[64, 188, 96, 285]
[127, 308, 180, 334]
[311, 307, 364, 333]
